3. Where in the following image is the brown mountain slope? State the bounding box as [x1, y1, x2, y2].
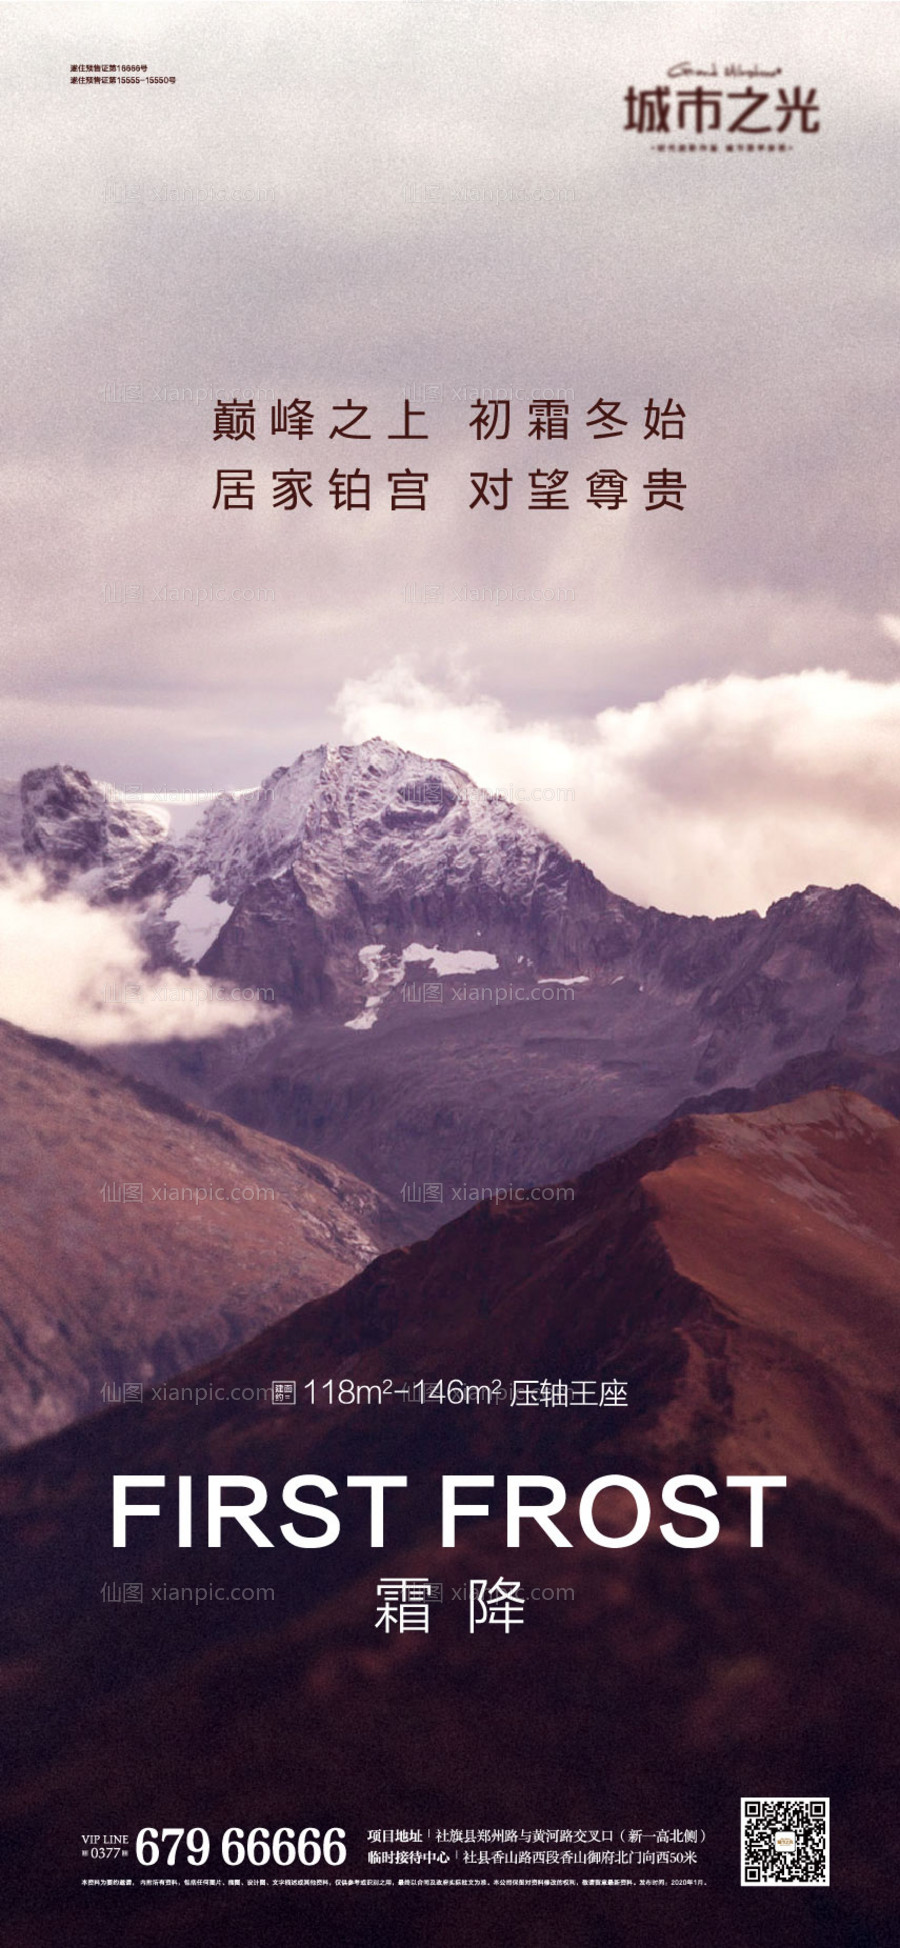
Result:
[644, 1092, 900, 1533]
[0, 1016, 402, 1448]
[0, 1091, 898, 1945]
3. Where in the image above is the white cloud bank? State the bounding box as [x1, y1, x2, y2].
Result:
[0, 868, 274, 1046]
[338, 663, 900, 918]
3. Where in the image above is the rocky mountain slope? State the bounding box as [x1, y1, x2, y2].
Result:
[0, 1090, 898, 1941]
[15, 764, 178, 900]
[0, 1017, 402, 1449]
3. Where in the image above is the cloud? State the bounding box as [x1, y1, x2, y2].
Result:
[338, 662, 900, 917]
[878, 613, 900, 648]
[0, 867, 275, 1046]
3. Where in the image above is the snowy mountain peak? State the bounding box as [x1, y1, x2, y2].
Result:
[178, 737, 566, 913]
[18, 765, 173, 898]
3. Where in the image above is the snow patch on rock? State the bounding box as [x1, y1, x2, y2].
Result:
[535, 974, 589, 985]
[403, 943, 499, 977]
[344, 939, 499, 1028]
[345, 997, 382, 1032]
[165, 875, 234, 963]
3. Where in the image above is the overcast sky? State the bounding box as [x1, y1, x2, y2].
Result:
[3, 3, 900, 913]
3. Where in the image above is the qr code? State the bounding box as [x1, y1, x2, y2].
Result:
[741, 1797, 829, 1886]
